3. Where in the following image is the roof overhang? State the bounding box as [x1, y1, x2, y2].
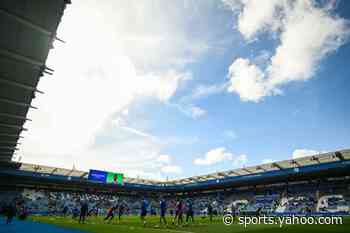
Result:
[0, 0, 70, 161]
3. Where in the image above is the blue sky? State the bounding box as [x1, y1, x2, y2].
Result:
[19, 0, 350, 180]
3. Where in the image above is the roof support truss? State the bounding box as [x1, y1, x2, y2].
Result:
[272, 163, 283, 170]
[0, 112, 31, 121]
[242, 168, 251, 174]
[256, 166, 267, 172]
[0, 97, 37, 109]
[311, 156, 321, 163]
[0, 123, 27, 131]
[290, 160, 301, 167]
[0, 8, 65, 43]
[227, 170, 241, 176]
[0, 133, 23, 138]
[0, 76, 44, 94]
[50, 167, 58, 175]
[0, 141, 21, 145]
[0, 47, 44, 67]
[0, 146, 18, 150]
[334, 151, 345, 161]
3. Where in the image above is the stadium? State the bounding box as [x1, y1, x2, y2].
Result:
[1, 1, 350, 233]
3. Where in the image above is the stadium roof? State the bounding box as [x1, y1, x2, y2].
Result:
[0, 0, 70, 162]
[166, 149, 350, 185]
[17, 149, 350, 186]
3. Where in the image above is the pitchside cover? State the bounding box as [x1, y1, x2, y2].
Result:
[88, 169, 124, 185]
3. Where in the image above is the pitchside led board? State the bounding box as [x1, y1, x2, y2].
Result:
[88, 169, 124, 185]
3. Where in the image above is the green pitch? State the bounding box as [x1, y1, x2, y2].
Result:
[31, 215, 350, 233]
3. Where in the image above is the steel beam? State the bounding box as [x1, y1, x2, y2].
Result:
[0, 146, 18, 150]
[0, 97, 37, 109]
[0, 8, 52, 36]
[0, 48, 53, 76]
[0, 8, 66, 44]
[45, 67, 54, 72]
[257, 166, 267, 172]
[290, 160, 301, 167]
[66, 169, 74, 176]
[0, 156, 13, 160]
[0, 48, 44, 67]
[55, 37, 66, 43]
[0, 151, 14, 155]
[0, 157, 12, 161]
[0, 141, 21, 145]
[228, 170, 241, 176]
[0, 123, 27, 131]
[272, 162, 283, 170]
[0, 134, 23, 138]
[0, 159, 13, 163]
[311, 156, 321, 163]
[242, 168, 251, 174]
[334, 151, 345, 161]
[216, 172, 226, 178]
[42, 69, 53, 75]
[0, 113, 32, 121]
[0, 76, 44, 94]
[50, 167, 58, 175]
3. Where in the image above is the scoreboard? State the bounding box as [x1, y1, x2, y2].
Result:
[88, 169, 124, 185]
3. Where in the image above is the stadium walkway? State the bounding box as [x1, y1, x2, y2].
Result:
[0, 217, 87, 233]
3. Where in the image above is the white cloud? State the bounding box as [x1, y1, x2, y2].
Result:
[75, 0, 212, 72]
[261, 158, 276, 164]
[161, 165, 183, 174]
[139, 70, 192, 102]
[236, 0, 285, 40]
[156, 154, 172, 164]
[267, 0, 349, 86]
[19, 0, 197, 179]
[194, 147, 233, 166]
[156, 155, 182, 175]
[228, 58, 274, 102]
[224, 0, 350, 102]
[194, 147, 248, 167]
[292, 149, 325, 159]
[191, 83, 228, 100]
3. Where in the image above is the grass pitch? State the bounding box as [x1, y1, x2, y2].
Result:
[31, 215, 350, 233]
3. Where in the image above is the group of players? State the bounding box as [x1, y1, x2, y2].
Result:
[77, 198, 215, 227]
[0, 200, 28, 224]
[140, 199, 203, 227]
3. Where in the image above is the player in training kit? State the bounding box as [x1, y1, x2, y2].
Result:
[207, 202, 213, 222]
[79, 201, 88, 224]
[173, 199, 184, 225]
[5, 201, 16, 224]
[140, 199, 148, 227]
[159, 199, 167, 225]
[118, 202, 125, 222]
[104, 206, 116, 222]
[186, 200, 194, 223]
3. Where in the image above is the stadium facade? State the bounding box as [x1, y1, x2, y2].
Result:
[0, 149, 349, 193]
[1, 149, 350, 216]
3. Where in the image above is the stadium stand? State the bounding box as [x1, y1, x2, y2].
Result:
[1, 149, 350, 218]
